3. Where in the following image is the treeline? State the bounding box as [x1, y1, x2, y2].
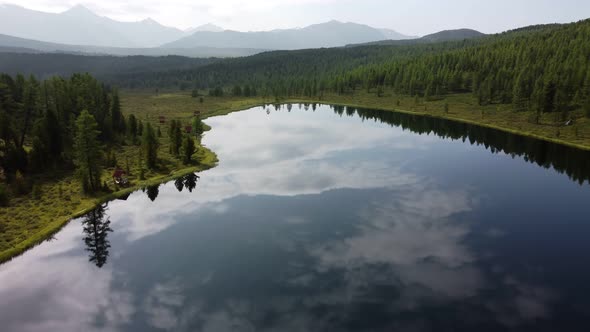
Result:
[2, 20, 589, 116]
[0, 54, 217, 83]
[0, 73, 165, 205]
[338, 21, 590, 118]
[330, 104, 590, 184]
[112, 41, 472, 91]
[122, 20, 590, 118]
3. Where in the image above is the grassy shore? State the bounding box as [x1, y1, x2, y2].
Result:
[1, 90, 589, 264]
[124, 90, 589, 150]
[0, 93, 224, 263]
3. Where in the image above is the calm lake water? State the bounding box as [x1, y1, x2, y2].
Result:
[1, 104, 590, 332]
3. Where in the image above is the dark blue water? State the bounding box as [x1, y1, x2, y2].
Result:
[1, 104, 590, 332]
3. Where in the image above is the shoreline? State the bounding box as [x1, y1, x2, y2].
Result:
[203, 96, 590, 151]
[0, 147, 218, 265]
[2, 94, 589, 264]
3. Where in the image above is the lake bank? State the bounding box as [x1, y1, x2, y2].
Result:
[2, 103, 589, 331]
[1, 90, 589, 263]
[135, 91, 589, 151]
[0, 146, 218, 264]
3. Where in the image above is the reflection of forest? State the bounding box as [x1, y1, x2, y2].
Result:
[81, 204, 113, 268]
[146, 185, 160, 202]
[174, 173, 200, 193]
[326, 104, 590, 185]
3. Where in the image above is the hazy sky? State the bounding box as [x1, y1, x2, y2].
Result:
[3, 0, 590, 35]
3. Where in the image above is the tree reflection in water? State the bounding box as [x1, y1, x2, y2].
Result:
[174, 177, 184, 192]
[81, 204, 113, 268]
[332, 105, 590, 185]
[183, 173, 199, 192]
[145, 184, 160, 202]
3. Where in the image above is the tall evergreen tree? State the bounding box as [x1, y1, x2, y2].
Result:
[111, 91, 124, 134]
[142, 122, 159, 169]
[182, 134, 195, 164]
[74, 110, 102, 193]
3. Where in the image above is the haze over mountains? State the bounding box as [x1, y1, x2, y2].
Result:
[0, 4, 418, 56]
[0, 33, 267, 58]
[164, 21, 415, 50]
[0, 4, 188, 47]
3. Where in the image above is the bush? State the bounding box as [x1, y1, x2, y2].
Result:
[0, 183, 9, 206]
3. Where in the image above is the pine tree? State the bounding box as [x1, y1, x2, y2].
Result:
[168, 120, 182, 156]
[512, 72, 528, 112]
[19, 76, 40, 147]
[542, 81, 557, 113]
[111, 91, 124, 134]
[127, 114, 137, 138]
[74, 110, 102, 193]
[142, 122, 159, 169]
[182, 134, 195, 164]
[192, 116, 204, 136]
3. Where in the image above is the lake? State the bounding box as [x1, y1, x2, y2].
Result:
[1, 104, 590, 332]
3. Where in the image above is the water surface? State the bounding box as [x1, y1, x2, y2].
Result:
[1, 104, 590, 332]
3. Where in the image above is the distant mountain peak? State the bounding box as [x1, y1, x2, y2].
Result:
[0, 3, 185, 47]
[141, 17, 160, 25]
[61, 4, 97, 17]
[185, 23, 224, 34]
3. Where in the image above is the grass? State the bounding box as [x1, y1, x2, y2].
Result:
[126, 89, 590, 150]
[0, 93, 226, 263]
[1, 89, 589, 263]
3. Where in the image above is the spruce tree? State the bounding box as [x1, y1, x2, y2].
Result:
[182, 134, 195, 164]
[74, 110, 102, 193]
[142, 123, 159, 169]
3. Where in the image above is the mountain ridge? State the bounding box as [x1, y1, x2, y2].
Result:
[346, 28, 486, 47]
[0, 33, 267, 58]
[0, 4, 184, 47]
[0, 4, 415, 50]
[163, 20, 414, 50]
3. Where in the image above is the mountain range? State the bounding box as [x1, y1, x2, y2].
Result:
[164, 20, 415, 50]
[0, 33, 267, 58]
[0, 4, 189, 47]
[0, 4, 415, 54]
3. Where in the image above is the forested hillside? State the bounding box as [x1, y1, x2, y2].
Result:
[1, 19, 589, 116]
[0, 53, 217, 80]
[115, 19, 590, 116]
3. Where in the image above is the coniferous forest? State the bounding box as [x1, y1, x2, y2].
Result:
[0, 74, 129, 200]
[1, 17, 590, 263]
[3, 20, 589, 118]
[4, 2, 590, 331]
[1, 20, 589, 201]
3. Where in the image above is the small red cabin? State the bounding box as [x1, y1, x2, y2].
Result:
[158, 116, 166, 124]
[112, 169, 128, 186]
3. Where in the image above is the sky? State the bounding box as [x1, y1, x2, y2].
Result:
[2, 0, 590, 35]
